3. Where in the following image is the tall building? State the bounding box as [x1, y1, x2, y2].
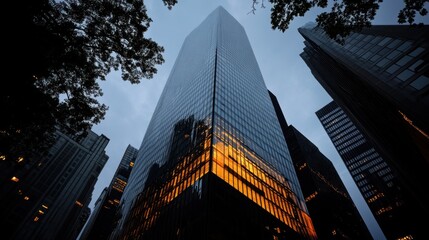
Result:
[79, 144, 138, 240]
[299, 25, 429, 239]
[112, 6, 316, 240]
[317, 101, 418, 240]
[1, 129, 109, 240]
[269, 92, 372, 239]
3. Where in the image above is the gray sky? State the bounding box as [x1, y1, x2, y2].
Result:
[91, 1, 428, 239]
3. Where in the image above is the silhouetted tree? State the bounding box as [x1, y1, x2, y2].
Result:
[163, 0, 428, 43]
[1, 0, 164, 164]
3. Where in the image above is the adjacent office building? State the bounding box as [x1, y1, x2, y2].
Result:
[317, 101, 418, 240]
[111, 6, 316, 240]
[79, 144, 137, 240]
[270, 92, 372, 239]
[1, 129, 109, 240]
[300, 25, 429, 239]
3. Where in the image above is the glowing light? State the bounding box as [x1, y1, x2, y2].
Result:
[75, 201, 83, 207]
[17, 157, 24, 163]
[11, 176, 19, 182]
[24, 196, 30, 201]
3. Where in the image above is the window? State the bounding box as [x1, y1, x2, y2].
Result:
[397, 70, 413, 81]
[410, 74, 429, 90]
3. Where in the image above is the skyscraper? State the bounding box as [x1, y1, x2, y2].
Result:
[317, 101, 418, 240]
[79, 144, 137, 240]
[1, 129, 109, 240]
[269, 92, 372, 239]
[112, 6, 316, 240]
[299, 25, 429, 239]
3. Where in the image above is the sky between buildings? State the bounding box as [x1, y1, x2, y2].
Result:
[90, 1, 428, 239]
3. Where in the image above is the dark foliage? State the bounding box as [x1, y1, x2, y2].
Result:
[263, 0, 428, 43]
[1, 0, 164, 165]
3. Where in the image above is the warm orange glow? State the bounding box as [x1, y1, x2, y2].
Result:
[212, 126, 317, 239]
[24, 196, 30, 201]
[305, 191, 318, 202]
[368, 193, 384, 203]
[33, 217, 39, 222]
[376, 206, 393, 215]
[399, 110, 429, 139]
[298, 163, 307, 171]
[38, 210, 44, 215]
[397, 235, 414, 240]
[17, 156, 24, 163]
[75, 201, 83, 207]
[129, 162, 134, 167]
[113, 178, 127, 192]
[11, 176, 19, 182]
[0, 155, 6, 161]
[42, 204, 48, 209]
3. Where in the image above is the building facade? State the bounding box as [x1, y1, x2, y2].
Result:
[112, 6, 316, 240]
[79, 144, 137, 240]
[300, 25, 429, 239]
[270, 92, 372, 239]
[317, 101, 419, 240]
[1, 129, 109, 240]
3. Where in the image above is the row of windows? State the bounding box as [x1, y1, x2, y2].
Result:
[211, 138, 315, 238]
[336, 134, 365, 151]
[339, 139, 366, 155]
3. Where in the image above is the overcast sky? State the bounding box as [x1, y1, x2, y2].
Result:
[90, 1, 428, 239]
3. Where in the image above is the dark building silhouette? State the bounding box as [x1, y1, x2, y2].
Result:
[317, 101, 420, 240]
[79, 144, 137, 240]
[300, 25, 429, 240]
[269, 92, 372, 240]
[0, 129, 109, 240]
[111, 6, 317, 240]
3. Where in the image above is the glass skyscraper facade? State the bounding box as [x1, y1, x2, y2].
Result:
[300, 25, 428, 239]
[112, 6, 316, 240]
[317, 101, 418, 240]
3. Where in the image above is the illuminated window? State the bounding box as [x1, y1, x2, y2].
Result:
[24, 196, 30, 201]
[129, 162, 134, 167]
[75, 201, 83, 207]
[42, 204, 48, 209]
[17, 156, 24, 163]
[33, 217, 39, 222]
[11, 176, 19, 182]
[0, 155, 6, 161]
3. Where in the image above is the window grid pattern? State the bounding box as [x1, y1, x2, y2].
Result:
[117, 8, 315, 240]
[316, 102, 401, 220]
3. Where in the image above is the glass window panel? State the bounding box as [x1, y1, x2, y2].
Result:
[378, 37, 392, 46]
[384, 63, 401, 75]
[387, 39, 402, 48]
[409, 47, 425, 57]
[376, 58, 389, 67]
[370, 54, 381, 62]
[410, 74, 429, 90]
[409, 60, 424, 72]
[397, 69, 413, 81]
[370, 36, 382, 44]
[397, 55, 413, 66]
[397, 41, 412, 52]
[386, 50, 401, 60]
